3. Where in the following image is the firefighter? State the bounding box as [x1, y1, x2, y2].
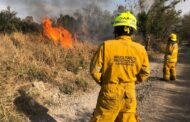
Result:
[90, 11, 150, 122]
[163, 33, 178, 81]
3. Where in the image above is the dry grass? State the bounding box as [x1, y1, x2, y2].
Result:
[0, 32, 97, 121]
[0, 32, 97, 83]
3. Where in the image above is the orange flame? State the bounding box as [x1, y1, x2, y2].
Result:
[42, 18, 73, 48]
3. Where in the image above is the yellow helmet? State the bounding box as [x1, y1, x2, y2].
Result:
[113, 11, 137, 30]
[169, 33, 177, 41]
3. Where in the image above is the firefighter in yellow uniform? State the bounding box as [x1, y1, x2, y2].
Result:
[90, 11, 150, 122]
[163, 33, 178, 81]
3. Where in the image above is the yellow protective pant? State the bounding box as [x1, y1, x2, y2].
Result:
[90, 83, 138, 122]
[163, 62, 176, 80]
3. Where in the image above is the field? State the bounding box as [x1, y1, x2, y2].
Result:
[0, 33, 190, 122]
[0, 33, 97, 121]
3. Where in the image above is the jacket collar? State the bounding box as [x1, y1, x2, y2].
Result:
[117, 36, 132, 42]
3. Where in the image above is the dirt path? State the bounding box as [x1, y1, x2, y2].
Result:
[139, 45, 190, 122]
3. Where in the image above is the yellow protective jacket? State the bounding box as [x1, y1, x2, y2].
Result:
[164, 41, 178, 63]
[90, 36, 150, 85]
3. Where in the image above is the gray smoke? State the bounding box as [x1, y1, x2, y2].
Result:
[2, 0, 114, 21]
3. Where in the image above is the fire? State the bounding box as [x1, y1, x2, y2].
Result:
[42, 18, 73, 48]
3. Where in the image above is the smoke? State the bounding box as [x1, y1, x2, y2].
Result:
[1, 0, 115, 41]
[2, 0, 114, 21]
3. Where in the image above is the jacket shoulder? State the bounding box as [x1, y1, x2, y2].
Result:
[131, 41, 146, 50]
[103, 39, 118, 44]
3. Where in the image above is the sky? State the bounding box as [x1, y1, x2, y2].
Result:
[175, 0, 190, 14]
[0, 0, 189, 21]
[0, 0, 114, 21]
[110, 0, 190, 15]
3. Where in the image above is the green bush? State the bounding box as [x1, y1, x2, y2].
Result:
[59, 78, 89, 94]
[75, 78, 88, 92]
[59, 83, 76, 95]
[18, 67, 50, 82]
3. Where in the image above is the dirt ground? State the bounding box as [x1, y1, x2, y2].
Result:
[138, 44, 190, 122]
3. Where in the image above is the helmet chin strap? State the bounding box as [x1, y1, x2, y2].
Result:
[124, 26, 130, 34]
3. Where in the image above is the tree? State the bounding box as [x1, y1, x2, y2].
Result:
[137, 11, 149, 49]
[137, 0, 183, 50]
[79, 3, 113, 41]
[0, 6, 22, 33]
[57, 14, 78, 34]
[179, 13, 190, 45]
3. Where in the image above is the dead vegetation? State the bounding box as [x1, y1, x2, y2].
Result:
[0, 33, 97, 121]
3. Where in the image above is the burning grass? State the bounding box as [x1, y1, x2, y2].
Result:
[43, 18, 73, 48]
[0, 32, 97, 121]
